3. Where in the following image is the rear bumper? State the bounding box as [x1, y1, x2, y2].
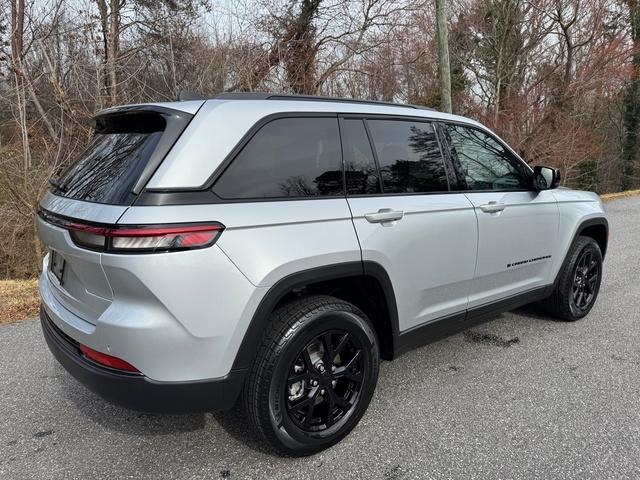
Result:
[40, 306, 245, 413]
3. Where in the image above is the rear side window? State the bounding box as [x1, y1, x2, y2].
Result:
[214, 117, 343, 199]
[341, 119, 381, 195]
[54, 113, 166, 205]
[367, 120, 449, 194]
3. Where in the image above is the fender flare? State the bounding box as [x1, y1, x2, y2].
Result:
[550, 216, 609, 292]
[231, 261, 399, 371]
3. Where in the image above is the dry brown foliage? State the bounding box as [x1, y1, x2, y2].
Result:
[0, 279, 39, 324]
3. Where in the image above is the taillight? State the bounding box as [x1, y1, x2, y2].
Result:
[79, 344, 139, 372]
[69, 223, 224, 253]
[39, 208, 224, 253]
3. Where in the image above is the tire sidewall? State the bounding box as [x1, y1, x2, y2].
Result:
[267, 307, 379, 454]
[567, 239, 603, 319]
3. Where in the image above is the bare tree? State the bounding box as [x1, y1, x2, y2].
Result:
[95, 0, 121, 104]
[0, 0, 637, 279]
[436, 0, 452, 112]
[623, 0, 640, 190]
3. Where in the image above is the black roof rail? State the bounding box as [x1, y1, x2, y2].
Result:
[211, 92, 435, 111]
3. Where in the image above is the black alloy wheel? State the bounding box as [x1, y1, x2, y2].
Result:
[571, 247, 600, 312]
[544, 235, 603, 321]
[243, 295, 379, 456]
[285, 330, 364, 432]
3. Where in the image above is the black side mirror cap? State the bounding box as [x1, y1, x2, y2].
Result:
[533, 166, 561, 190]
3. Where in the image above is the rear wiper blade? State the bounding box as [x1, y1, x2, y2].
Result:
[49, 178, 67, 192]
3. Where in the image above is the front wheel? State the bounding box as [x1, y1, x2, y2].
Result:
[545, 235, 603, 321]
[243, 295, 379, 456]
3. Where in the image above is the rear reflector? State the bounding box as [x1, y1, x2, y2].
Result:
[79, 344, 139, 372]
[38, 209, 224, 253]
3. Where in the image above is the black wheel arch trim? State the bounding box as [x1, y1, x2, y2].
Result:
[560, 217, 608, 271]
[576, 216, 609, 258]
[231, 261, 399, 370]
[548, 216, 608, 292]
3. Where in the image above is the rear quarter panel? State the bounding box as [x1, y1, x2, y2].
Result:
[117, 199, 362, 287]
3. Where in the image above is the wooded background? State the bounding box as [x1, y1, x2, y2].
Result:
[1, 0, 639, 279]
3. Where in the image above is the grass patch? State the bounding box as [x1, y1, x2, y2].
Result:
[0, 279, 40, 325]
[601, 189, 640, 201]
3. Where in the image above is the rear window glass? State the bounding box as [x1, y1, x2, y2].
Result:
[213, 117, 343, 199]
[341, 119, 381, 195]
[367, 120, 449, 194]
[53, 114, 165, 205]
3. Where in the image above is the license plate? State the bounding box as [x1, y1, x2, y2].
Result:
[49, 250, 66, 285]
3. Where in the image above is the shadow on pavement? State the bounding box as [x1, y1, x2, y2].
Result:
[210, 405, 274, 455]
[56, 366, 207, 435]
[54, 362, 273, 454]
[47, 303, 558, 453]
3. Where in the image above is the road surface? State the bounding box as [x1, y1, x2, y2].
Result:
[1, 196, 639, 479]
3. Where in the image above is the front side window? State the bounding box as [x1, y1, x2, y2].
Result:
[444, 124, 531, 191]
[213, 117, 343, 199]
[366, 120, 449, 194]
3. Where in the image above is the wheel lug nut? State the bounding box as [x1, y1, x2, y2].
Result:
[311, 379, 318, 386]
[320, 389, 325, 394]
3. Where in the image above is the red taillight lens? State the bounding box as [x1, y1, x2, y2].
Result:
[65, 222, 224, 253]
[107, 224, 223, 252]
[67, 223, 109, 250]
[79, 344, 139, 372]
[38, 208, 224, 253]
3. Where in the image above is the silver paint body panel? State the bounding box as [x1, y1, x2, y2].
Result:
[37, 99, 607, 382]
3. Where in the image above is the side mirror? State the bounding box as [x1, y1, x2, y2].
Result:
[533, 166, 561, 190]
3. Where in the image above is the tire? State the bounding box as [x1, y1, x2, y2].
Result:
[544, 235, 603, 321]
[242, 294, 380, 456]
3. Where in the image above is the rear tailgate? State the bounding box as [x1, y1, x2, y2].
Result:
[37, 193, 126, 324]
[38, 104, 197, 325]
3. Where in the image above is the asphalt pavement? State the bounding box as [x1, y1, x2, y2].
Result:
[1, 196, 639, 480]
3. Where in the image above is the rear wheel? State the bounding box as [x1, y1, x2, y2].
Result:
[243, 295, 379, 456]
[545, 236, 603, 321]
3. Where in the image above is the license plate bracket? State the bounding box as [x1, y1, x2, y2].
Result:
[49, 250, 66, 285]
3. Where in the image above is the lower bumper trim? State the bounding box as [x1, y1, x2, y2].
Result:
[40, 306, 245, 413]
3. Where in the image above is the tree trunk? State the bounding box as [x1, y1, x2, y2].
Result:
[96, 0, 120, 104]
[10, 0, 24, 61]
[108, 0, 120, 104]
[10, 0, 31, 170]
[435, 0, 452, 113]
[285, 0, 321, 95]
[32, 208, 42, 274]
[622, 0, 640, 191]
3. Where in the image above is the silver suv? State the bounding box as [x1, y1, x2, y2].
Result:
[37, 93, 608, 455]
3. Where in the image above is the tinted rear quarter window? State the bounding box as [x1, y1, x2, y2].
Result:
[367, 120, 449, 194]
[341, 119, 381, 195]
[214, 117, 343, 199]
[55, 113, 166, 205]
